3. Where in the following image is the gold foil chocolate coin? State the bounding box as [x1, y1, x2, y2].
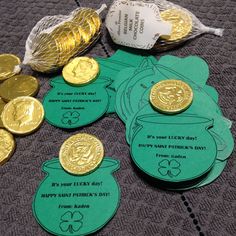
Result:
[62, 57, 99, 86]
[59, 133, 104, 175]
[0, 54, 21, 81]
[0, 98, 6, 128]
[0, 75, 39, 102]
[28, 7, 103, 72]
[52, 26, 77, 66]
[160, 9, 192, 41]
[0, 129, 15, 165]
[150, 80, 193, 114]
[73, 8, 99, 37]
[1, 96, 44, 135]
[63, 22, 82, 47]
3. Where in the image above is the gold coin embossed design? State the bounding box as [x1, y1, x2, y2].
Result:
[0, 75, 39, 102]
[0, 98, 6, 128]
[0, 54, 21, 80]
[0, 129, 15, 165]
[59, 133, 104, 175]
[150, 80, 193, 114]
[1, 96, 44, 135]
[62, 57, 99, 86]
[160, 9, 192, 41]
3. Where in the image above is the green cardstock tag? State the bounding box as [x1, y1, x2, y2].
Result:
[115, 57, 158, 121]
[97, 49, 145, 74]
[197, 159, 227, 188]
[43, 76, 111, 129]
[113, 57, 156, 90]
[119, 55, 234, 162]
[96, 58, 129, 114]
[157, 56, 209, 87]
[33, 157, 120, 236]
[104, 48, 145, 67]
[165, 159, 227, 191]
[106, 87, 116, 114]
[127, 105, 234, 161]
[204, 85, 219, 103]
[126, 76, 221, 120]
[114, 55, 214, 122]
[115, 68, 134, 122]
[122, 56, 217, 119]
[96, 49, 145, 113]
[125, 80, 221, 142]
[122, 58, 158, 117]
[209, 118, 234, 161]
[131, 115, 217, 182]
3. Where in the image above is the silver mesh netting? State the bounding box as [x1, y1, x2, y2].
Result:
[22, 4, 107, 73]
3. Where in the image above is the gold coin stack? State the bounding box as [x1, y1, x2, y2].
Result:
[153, 8, 193, 51]
[0, 54, 44, 165]
[29, 8, 102, 73]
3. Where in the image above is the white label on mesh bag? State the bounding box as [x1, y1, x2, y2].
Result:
[105, 0, 172, 49]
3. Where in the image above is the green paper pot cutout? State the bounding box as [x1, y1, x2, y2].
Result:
[127, 104, 233, 161]
[113, 57, 156, 90]
[131, 115, 217, 182]
[157, 55, 181, 65]
[197, 159, 227, 188]
[126, 81, 221, 145]
[96, 50, 146, 113]
[204, 85, 219, 104]
[115, 67, 156, 122]
[115, 57, 158, 122]
[106, 87, 116, 114]
[123, 62, 219, 120]
[208, 118, 234, 161]
[43, 76, 111, 129]
[96, 58, 132, 114]
[33, 157, 120, 236]
[115, 55, 212, 122]
[115, 67, 138, 122]
[97, 49, 145, 72]
[122, 61, 158, 117]
[167, 160, 227, 191]
[126, 79, 220, 119]
[157, 56, 209, 87]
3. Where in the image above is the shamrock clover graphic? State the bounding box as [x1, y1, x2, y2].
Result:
[158, 159, 181, 178]
[61, 111, 80, 125]
[59, 211, 83, 234]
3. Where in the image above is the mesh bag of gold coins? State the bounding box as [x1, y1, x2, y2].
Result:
[20, 4, 107, 73]
[105, 0, 224, 51]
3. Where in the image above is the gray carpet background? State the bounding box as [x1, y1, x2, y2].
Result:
[0, 0, 235, 235]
